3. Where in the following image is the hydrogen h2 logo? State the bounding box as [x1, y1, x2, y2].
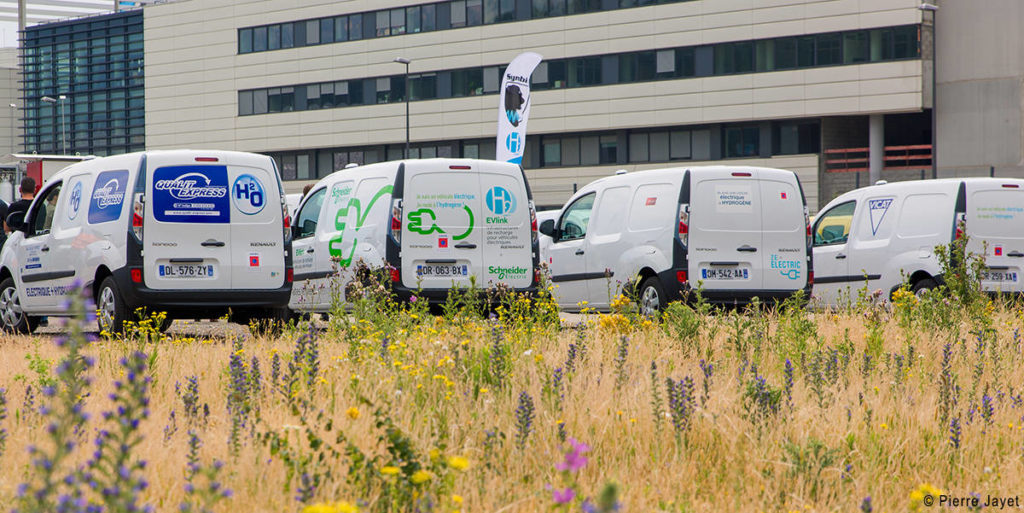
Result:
[505, 132, 521, 154]
[232, 174, 266, 215]
[68, 181, 83, 220]
[486, 186, 516, 215]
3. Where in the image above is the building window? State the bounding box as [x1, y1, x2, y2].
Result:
[239, 28, 252, 53]
[843, 31, 869, 64]
[715, 41, 754, 74]
[376, 11, 390, 37]
[268, 24, 281, 50]
[253, 26, 267, 52]
[334, 16, 348, 41]
[451, 1, 467, 28]
[391, 8, 406, 35]
[407, 6, 422, 33]
[599, 135, 618, 164]
[467, 0, 483, 26]
[724, 126, 759, 158]
[629, 132, 649, 162]
[282, 22, 294, 48]
[320, 18, 334, 43]
[815, 33, 841, 66]
[542, 138, 560, 166]
[773, 121, 820, 155]
[422, 5, 436, 31]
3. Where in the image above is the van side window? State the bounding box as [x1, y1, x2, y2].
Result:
[295, 188, 326, 239]
[813, 201, 855, 246]
[557, 193, 595, 242]
[30, 184, 63, 237]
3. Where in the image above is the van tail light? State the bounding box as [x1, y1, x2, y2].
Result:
[804, 207, 812, 247]
[677, 204, 689, 246]
[676, 270, 688, 284]
[529, 200, 538, 245]
[286, 268, 293, 283]
[130, 268, 142, 283]
[954, 212, 967, 240]
[390, 198, 403, 244]
[132, 192, 144, 241]
[808, 270, 814, 286]
[390, 268, 401, 283]
[282, 201, 291, 242]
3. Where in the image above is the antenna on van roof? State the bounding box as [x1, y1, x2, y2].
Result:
[344, 163, 358, 169]
[615, 169, 628, 175]
[874, 180, 888, 185]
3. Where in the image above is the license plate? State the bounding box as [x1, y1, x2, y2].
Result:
[982, 270, 1018, 282]
[159, 264, 215, 278]
[701, 268, 749, 280]
[416, 264, 469, 277]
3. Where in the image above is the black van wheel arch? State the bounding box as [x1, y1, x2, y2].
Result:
[912, 277, 938, 296]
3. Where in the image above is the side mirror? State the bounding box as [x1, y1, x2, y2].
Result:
[302, 219, 317, 236]
[539, 219, 555, 237]
[6, 211, 25, 232]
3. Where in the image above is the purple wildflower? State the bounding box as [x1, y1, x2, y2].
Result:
[552, 487, 575, 504]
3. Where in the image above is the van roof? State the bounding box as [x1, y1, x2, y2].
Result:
[310, 158, 522, 190]
[823, 176, 1024, 210]
[43, 149, 275, 186]
[578, 165, 798, 192]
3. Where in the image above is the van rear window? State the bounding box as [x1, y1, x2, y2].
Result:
[151, 165, 230, 223]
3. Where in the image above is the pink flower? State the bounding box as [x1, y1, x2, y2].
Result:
[410, 295, 418, 302]
[555, 438, 591, 472]
[552, 487, 575, 504]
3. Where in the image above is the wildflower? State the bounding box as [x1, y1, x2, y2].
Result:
[447, 456, 470, 471]
[410, 470, 432, 485]
[552, 487, 575, 504]
[345, 407, 360, 420]
[452, 494, 463, 505]
[302, 502, 359, 513]
[556, 438, 591, 473]
[880, 423, 887, 430]
[380, 466, 400, 476]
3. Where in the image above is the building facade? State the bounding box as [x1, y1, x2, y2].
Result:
[27, 0, 1023, 212]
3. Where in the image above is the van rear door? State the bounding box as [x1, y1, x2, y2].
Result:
[688, 169, 764, 291]
[967, 180, 1024, 292]
[402, 162, 483, 289]
[225, 154, 285, 289]
[759, 171, 808, 291]
[145, 155, 233, 290]
[479, 161, 533, 289]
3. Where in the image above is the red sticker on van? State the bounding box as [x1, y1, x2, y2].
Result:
[249, 255, 260, 267]
[645, 197, 657, 206]
[438, 237, 449, 248]
[995, 246, 1003, 256]
[780, 192, 788, 199]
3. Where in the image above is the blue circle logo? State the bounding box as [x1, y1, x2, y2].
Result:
[505, 132, 521, 154]
[232, 174, 266, 215]
[68, 181, 82, 220]
[486, 186, 516, 215]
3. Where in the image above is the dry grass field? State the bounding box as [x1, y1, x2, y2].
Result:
[0, 278, 1021, 513]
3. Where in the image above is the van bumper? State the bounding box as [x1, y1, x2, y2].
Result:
[112, 268, 292, 317]
[392, 284, 539, 305]
[659, 270, 811, 305]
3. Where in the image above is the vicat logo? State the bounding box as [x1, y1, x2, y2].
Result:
[92, 178, 125, 208]
[155, 172, 227, 201]
[488, 265, 529, 280]
[485, 186, 516, 215]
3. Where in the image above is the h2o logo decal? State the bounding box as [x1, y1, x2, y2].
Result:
[232, 174, 266, 215]
[485, 186, 516, 215]
[67, 181, 83, 220]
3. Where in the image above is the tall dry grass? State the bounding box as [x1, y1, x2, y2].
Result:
[0, 294, 1021, 512]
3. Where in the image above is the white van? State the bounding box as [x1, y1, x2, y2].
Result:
[812, 178, 1024, 306]
[0, 150, 292, 333]
[287, 158, 539, 312]
[539, 166, 812, 314]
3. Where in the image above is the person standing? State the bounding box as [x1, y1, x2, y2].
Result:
[5, 177, 36, 233]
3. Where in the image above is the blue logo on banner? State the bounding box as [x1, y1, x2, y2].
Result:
[505, 132, 521, 154]
[485, 186, 516, 215]
[232, 174, 266, 215]
[68, 181, 82, 220]
[88, 170, 128, 224]
[152, 165, 229, 223]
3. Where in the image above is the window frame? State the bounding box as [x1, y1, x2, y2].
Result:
[294, 187, 327, 239]
[812, 200, 857, 247]
[556, 192, 596, 242]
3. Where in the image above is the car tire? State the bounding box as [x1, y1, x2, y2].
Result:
[0, 277, 39, 334]
[637, 276, 667, 318]
[96, 276, 129, 334]
[912, 277, 938, 297]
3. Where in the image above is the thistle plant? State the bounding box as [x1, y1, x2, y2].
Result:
[514, 391, 535, 450]
[179, 430, 232, 513]
[949, 416, 961, 450]
[178, 375, 202, 428]
[270, 351, 281, 390]
[15, 286, 96, 513]
[666, 376, 696, 441]
[613, 336, 629, 391]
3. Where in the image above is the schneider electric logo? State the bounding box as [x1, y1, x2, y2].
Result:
[488, 265, 529, 280]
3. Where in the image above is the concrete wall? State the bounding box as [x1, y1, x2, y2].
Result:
[143, 0, 926, 153]
[937, 0, 1024, 178]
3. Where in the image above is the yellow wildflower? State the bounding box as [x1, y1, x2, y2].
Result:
[346, 407, 360, 420]
[429, 448, 441, 462]
[380, 466, 400, 476]
[452, 494, 464, 504]
[447, 456, 470, 471]
[410, 470, 432, 485]
[302, 502, 358, 513]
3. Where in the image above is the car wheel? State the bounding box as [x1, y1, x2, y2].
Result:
[638, 276, 666, 318]
[97, 276, 128, 334]
[0, 277, 38, 334]
[912, 277, 938, 297]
